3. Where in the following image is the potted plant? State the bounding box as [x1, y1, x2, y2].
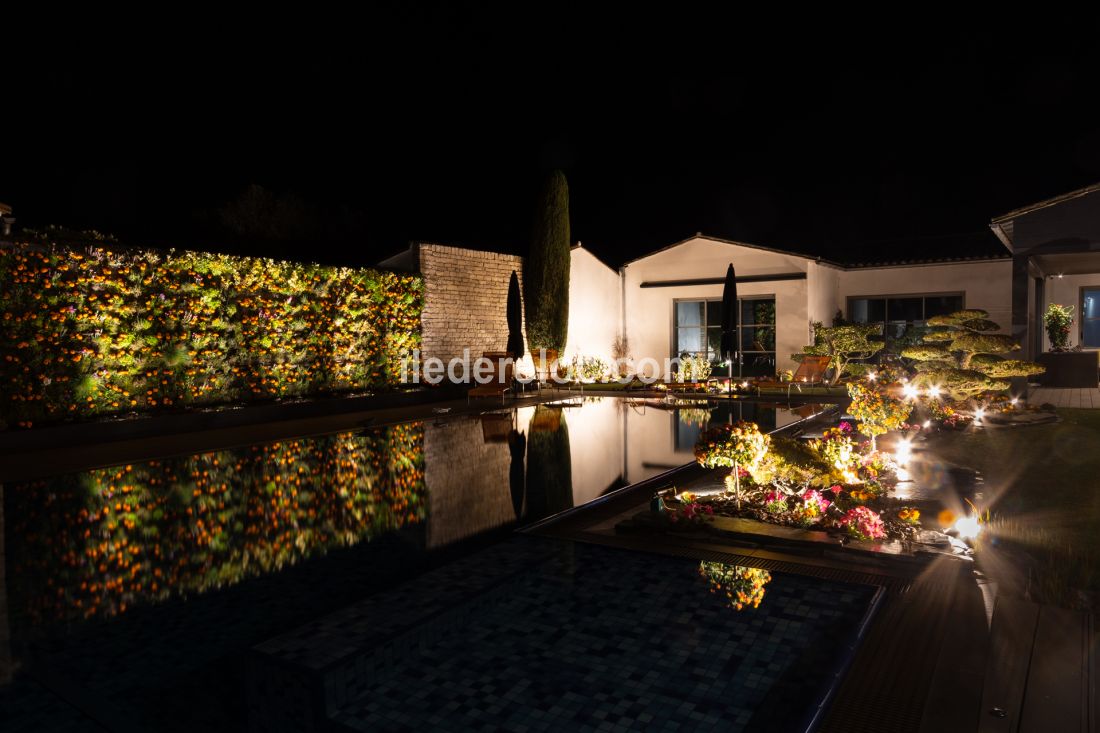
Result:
[1044, 303, 1074, 351]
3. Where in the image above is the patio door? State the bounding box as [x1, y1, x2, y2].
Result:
[1082, 287, 1100, 348]
[673, 297, 776, 377]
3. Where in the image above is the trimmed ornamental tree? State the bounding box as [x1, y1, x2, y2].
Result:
[694, 421, 770, 509]
[795, 323, 883, 385]
[901, 309, 1043, 399]
[847, 374, 912, 451]
[524, 170, 571, 369]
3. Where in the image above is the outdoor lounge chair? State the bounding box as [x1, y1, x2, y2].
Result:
[754, 355, 831, 398]
[466, 351, 514, 405]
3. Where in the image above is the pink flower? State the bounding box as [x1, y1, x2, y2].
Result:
[801, 488, 830, 512]
[837, 506, 886, 540]
[826, 484, 843, 495]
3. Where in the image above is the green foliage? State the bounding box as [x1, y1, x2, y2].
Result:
[913, 359, 956, 372]
[969, 356, 1047, 379]
[797, 322, 882, 385]
[926, 309, 989, 326]
[1044, 303, 1074, 350]
[910, 368, 1010, 398]
[694, 421, 770, 469]
[524, 170, 571, 352]
[677, 354, 712, 381]
[0, 242, 423, 427]
[900, 345, 951, 361]
[961, 318, 1000, 332]
[748, 435, 825, 488]
[949, 333, 1020, 362]
[847, 378, 912, 445]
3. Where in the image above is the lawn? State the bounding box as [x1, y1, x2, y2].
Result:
[920, 408, 1100, 609]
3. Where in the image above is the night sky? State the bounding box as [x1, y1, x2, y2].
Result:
[5, 13, 1100, 268]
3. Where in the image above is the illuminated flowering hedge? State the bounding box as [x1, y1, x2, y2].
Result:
[6, 423, 425, 623]
[0, 242, 423, 427]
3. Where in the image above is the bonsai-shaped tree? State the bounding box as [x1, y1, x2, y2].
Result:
[694, 421, 770, 509]
[847, 373, 912, 451]
[795, 322, 883, 385]
[1044, 303, 1074, 351]
[524, 170, 571, 374]
[901, 309, 1043, 399]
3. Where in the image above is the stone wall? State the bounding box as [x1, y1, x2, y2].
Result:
[417, 243, 527, 380]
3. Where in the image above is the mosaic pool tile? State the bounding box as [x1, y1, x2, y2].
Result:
[252, 538, 878, 732]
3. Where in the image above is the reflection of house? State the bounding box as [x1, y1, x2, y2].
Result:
[386, 186, 1100, 377]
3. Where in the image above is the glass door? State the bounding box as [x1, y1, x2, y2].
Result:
[1082, 288, 1100, 348]
[673, 297, 776, 377]
[739, 298, 776, 377]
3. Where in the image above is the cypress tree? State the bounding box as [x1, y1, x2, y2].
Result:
[525, 170, 571, 353]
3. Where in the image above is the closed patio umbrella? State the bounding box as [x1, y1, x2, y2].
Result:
[719, 263, 738, 397]
[506, 270, 524, 360]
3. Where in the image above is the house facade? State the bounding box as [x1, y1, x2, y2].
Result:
[382, 183, 1100, 382]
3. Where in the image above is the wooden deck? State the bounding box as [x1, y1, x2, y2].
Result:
[1028, 387, 1100, 409]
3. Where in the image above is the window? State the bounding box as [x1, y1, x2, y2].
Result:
[848, 293, 964, 342]
[1082, 287, 1100, 348]
[674, 297, 776, 375]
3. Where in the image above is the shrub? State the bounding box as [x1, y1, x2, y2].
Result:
[1044, 303, 1074, 351]
[847, 377, 912, 449]
[678, 354, 713, 382]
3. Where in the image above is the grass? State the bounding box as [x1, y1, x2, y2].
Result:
[921, 408, 1100, 609]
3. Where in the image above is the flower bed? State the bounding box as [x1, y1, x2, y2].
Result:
[0, 241, 423, 428]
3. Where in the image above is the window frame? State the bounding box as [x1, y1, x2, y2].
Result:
[846, 291, 967, 334]
[671, 295, 776, 362]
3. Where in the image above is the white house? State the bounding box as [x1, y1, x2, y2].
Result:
[383, 182, 1100, 381]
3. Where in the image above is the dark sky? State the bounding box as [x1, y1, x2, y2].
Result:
[5, 12, 1100, 268]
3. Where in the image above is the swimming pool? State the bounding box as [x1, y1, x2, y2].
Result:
[0, 396, 841, 730]
[253, 537, 880, 733]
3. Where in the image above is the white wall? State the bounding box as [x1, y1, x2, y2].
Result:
[563, 246, 621, 368]
[836, 260, 1013, 331]
[807, 261, 841, 326]
[622, 237, 812, 374]
[1043, 274, 1100, 350]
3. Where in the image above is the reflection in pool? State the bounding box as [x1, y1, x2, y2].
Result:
[7, 425, 425, 623]
[699, 561, 772, 611]
[3, 396, 825, 626]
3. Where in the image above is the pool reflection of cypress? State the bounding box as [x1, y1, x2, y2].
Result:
[7, 424, 425, 623]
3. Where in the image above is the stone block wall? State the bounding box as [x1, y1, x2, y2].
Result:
[416, 243, 527, 380]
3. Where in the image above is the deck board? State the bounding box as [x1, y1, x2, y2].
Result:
[1019, 606, 1090, 733]
[978, 597, 1039, 733]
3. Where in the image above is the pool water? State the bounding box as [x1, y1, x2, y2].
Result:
[320, 540, 879, 732]
[0, 396, 837, 730]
